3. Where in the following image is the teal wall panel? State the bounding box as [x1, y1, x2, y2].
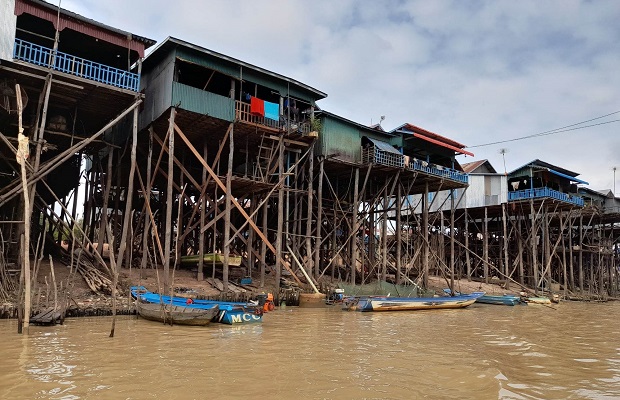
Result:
[172, 82, 234, 121]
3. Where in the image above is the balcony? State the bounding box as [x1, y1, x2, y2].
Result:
[508, 187, 584, 207]
[234, 101, 313, 134]
[235, 100, 280, 131]
[409, 159, 469, 184]
[13, 39, 140, 92]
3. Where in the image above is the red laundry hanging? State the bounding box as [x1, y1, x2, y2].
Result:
[250, 96, 265, 117]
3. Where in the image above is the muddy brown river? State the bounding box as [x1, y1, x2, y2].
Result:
[0, 301, 618, 399]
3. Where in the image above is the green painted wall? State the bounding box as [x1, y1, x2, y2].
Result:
[320, 117, 361, 162]
[172, 82, 235, 121]
[319, 115, 398, 163]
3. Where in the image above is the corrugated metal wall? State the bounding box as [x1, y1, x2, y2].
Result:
[172, 82, 234, 121]
[320, 116, 361, 162]
[139, 49, 175, 130]
[0, 0, 16, 61]
[403, 174, 507, 214]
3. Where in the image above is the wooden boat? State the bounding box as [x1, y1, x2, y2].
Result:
[524, 296, 552, 305]
[477, 294, 524, 306]
[135, 301, 219, 326]
[343, 292, 485, 312]
[180, 253, 242, 266]
[131, 286, 263, 325]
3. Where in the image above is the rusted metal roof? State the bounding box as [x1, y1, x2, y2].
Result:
[392, 122, 474, 157]
[15, 0, 156, 57]
[462, 159, 496, 174]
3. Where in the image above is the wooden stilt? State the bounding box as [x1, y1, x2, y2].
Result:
[396, 183, 402, 285]
[305, 145, 314, 277]
[483, 206, 489, 283]
[422, 182, 429, 288]
[465, 207, 471, 280]
[223, 125, 234, 292]
[314, 157, 324, 278]
[351, 168, 359, 286]
[163, 108, 176, 294]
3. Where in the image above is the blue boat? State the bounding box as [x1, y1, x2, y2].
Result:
[343, 292, 485, 312]
[131, 286, 263, 325]
[477, 294, 524, 306]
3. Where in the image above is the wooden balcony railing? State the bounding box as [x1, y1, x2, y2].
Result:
[508, 187, 584, 207]
[13, 39, 140, 91]
[235, 101, 280, 130]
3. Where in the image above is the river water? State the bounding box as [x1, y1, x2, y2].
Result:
[0, 302, 619, 400]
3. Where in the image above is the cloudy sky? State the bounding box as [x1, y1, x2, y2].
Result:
[63, 0, 620, 192]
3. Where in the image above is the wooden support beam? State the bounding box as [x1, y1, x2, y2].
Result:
[172, 122, 303, 286]
[163, 108, 176, 293]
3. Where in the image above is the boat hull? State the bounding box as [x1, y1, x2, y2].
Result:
[135, 301, 219, 326]
[477, 295, 523, 306]
[131, 287, 263, 325]
[344, 292, 485, 312]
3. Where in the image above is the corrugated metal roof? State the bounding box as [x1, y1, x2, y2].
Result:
[391, 122, 473, 156]
[462, 159, 497, 174]
[16, 0, 155, 57]
[143, 37, 327, 100]
[547, 168, 589, 185]
[392, 123, 468, 148]
[362, 136, 401, 155]
[508, 159, 580, 177]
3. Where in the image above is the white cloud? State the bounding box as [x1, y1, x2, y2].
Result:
[60, 0, 620, 190]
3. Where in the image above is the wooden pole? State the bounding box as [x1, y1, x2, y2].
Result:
[223, 125, 234, 292]
[483, 206, 489, 283]
[275, 136, 285, 291]
[350, 168, 360, 285]
[422, 182, 429, 288]
[568, 214, 574, 291]
[502, 203, 510, 290]
[380, 185, 388, 282]
[97, 149, 114, 258]
[141, 128, 154, 271]
[163, 108, 176, 294]
[16, 84, 30, 333]
[314, 157, 324, 278]
[518, 217, 524, 285]
[465, 207, 471, 280]
[531, 199, 538, 294]
[396, 183, 402, 285]
[450, 190, 455, 292]
[305, 145, 314, 277]
[579, 214, 584, 293]
[560, 211, 568, 298]
[260, 198, 268, 288]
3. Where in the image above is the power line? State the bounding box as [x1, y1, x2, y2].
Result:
[467, 110, 620, 148]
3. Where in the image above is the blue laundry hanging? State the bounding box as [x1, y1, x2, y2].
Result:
[264, 101, 279, 121]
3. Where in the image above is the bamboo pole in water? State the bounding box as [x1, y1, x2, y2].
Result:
[16, 84, 30, 334]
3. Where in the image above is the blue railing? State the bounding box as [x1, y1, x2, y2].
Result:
[508, 187, 584, 207]
[13, 39, 140, 92]
[409, 159, 469, 184]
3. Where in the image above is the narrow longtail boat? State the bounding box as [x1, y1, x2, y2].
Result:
[135, 301, 219, 326]
[477, 294, 524, 306]
[343, 292, 485, 312]
[131, 286, 263, 325]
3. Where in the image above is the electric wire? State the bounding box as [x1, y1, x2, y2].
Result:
[467, 110, 620, 148]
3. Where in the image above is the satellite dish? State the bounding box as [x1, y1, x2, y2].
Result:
[0, 80, 28, 114]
